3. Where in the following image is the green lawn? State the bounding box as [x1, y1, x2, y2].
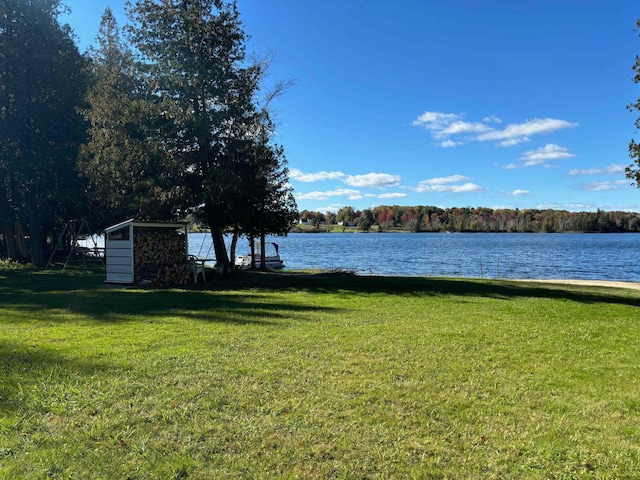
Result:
[1, 265, 639, 479]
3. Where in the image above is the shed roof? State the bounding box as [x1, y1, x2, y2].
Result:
[104, 218, 190, 234]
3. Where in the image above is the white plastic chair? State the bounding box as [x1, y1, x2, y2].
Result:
[187, 255, 206, 284]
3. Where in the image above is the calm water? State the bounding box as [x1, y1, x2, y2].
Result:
[189, 232, 640, 282]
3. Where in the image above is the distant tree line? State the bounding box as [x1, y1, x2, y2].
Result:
[0, 0, 296, 269]
[299, 206, 640, 233]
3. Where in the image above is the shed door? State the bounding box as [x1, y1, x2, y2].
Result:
[106, 224, 134, 283]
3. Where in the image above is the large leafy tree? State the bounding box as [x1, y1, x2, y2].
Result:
[0, 0, 88, 265]
[336, 206, 355, 225]
[357, 209, 375, 232]
[628, 19, 640, 185]
[126, 0, 294, 271]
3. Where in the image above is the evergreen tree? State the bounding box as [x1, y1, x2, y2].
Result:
[80, 8, 181, 227]
[245, 141, 297, 269]
[357, 209, 374, 231]
[0, 0, 87, 265]
[126, 0, 295, 271]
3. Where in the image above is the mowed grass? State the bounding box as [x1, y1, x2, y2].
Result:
[1, 266, 640, 479]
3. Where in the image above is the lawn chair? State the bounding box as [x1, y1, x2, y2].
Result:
[187, 255, 206, 284]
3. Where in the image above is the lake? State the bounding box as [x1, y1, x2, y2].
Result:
[189, 232, 640, 282]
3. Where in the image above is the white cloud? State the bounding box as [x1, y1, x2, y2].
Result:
[437, 121, 491, 137]
[290, 168, 345, 183]
[343, 172, 401, 188]
[289, 168, 303, 179]
[412, 111, 461, 129]
[504, 144, 575, 169]
[567, 164, 626, 177]
[502, 189, 531, 197]
[476, 118, 578, 144]
[537, 201, 598, 211]
[440, 139, 460, 148]
[420, 175, 471, 185]
[296, 188, 362, 201]
[483, 115, 502, 124]
[539, 201, 640, 212]
[413, 111, 577, 147]
[520, 144, 575, 165]
[446, 183, 487, 193]
[415, 175, 486, 193]
[499, 137, 530, 147]
[313, 203, 345, 213]
[377, 192, 408, 199]
[577, 180, 630, 192]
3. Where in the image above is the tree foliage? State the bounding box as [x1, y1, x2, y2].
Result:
[0, 0, 88, 264]
[298, 205, 640, 233]
[357, 209, 374, 231]
[125, 0, 296, 271]
[81, 8, 181, 227]
[336, 206, 355, 225]
[0, 0, 296, 268]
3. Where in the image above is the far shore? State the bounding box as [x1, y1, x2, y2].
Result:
[190, 227, 640, 234]
[289, 227, 640, 234]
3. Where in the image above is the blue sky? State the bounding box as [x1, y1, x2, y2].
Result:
[62, 0, 640, 213]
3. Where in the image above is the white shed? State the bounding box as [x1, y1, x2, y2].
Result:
[104, 219, 190, 284]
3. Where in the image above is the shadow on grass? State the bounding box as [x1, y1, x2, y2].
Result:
[218, 270, 640, 308]
[0, 268, 341, 324]
[0, 268, 638, 325]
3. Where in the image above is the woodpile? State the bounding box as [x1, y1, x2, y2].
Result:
[134, 230, 191, 286]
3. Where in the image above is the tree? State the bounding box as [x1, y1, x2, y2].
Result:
[628, 19, 640, 185]
[336, 206, 355, 225]
[80, 8, 181, 227]
[325, 211, 336, 230]
[0, 0, 88, 265]
[357, 209, 374, 231]
[374, 206, 394, 231]
[126, 0, 293, 272]
[227, 118, 297, 268]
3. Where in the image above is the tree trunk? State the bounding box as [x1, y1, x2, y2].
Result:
[2, 222, 20, 260]
[260, 232, 266, 270]
[229, 226, 239, 266]
[15, 221, 28, 259]
[25, 192, 45, 267]
[250, 235, 256, 269]
[209, 227, 231, 274]
[0, 186, 20, 260]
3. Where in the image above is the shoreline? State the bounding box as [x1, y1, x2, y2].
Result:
[513, 278, 640, 291]
[290, 270, 640, 291]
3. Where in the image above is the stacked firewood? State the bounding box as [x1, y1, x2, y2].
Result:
[134, 230, 191, 286]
